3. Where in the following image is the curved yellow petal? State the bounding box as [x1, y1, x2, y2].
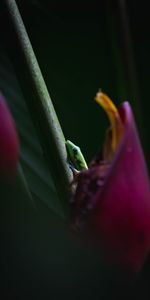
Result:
[95, 91, 123, 153]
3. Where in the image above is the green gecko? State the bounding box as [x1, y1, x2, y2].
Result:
[66, 140, 88, 172]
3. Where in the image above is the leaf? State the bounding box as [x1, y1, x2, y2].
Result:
[0, 49, 64, 219]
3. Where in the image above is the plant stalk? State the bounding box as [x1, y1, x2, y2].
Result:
[1, 0, 73, 214]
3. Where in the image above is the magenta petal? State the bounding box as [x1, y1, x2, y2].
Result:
[0, 93, 19, 180]
[71, 102, 150, 274]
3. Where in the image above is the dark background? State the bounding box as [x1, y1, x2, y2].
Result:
[0, 0, 150, 299]
[13, 0, 150, 165]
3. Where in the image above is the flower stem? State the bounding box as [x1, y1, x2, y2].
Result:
[1, 0, 73, 214]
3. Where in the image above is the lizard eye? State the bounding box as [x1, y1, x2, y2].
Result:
[73, 148, 78, 155]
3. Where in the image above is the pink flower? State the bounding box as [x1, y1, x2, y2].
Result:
[0, 93, 19, 181]
[71, 92, 150, 275]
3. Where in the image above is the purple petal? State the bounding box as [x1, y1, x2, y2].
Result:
[71, 102, 150, 274]
[0, 93, 19, 180]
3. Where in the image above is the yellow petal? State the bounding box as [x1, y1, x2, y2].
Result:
[95, 91, 123, 153]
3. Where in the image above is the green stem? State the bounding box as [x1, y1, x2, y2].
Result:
[1, 0, 72, 214]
